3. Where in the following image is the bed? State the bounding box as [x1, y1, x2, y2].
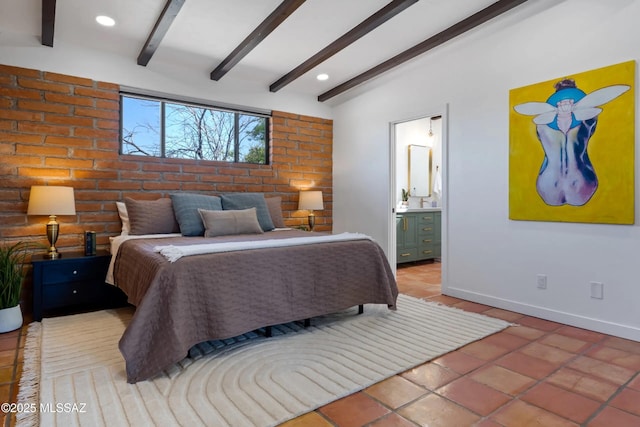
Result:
[111, 229, 398, 383]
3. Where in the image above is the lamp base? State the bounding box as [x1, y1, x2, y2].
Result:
[308, 212, 316, 232]
[45, 250, 61, 259]
[46, 216, 61, 259]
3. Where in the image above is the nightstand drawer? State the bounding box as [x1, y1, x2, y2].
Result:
[42, 281, 102, 309]
[41, 262, 104, 285]
[32, 251, 120, 321]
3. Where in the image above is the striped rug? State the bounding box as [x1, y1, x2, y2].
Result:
[17, 294, 509, 427]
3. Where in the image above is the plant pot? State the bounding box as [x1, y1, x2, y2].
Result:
[0, 305, 23, 333]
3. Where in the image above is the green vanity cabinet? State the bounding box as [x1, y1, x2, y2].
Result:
[396, 210, 441, 264]
[396, 212, 419, 262]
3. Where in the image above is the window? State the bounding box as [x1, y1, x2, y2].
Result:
[120, 94, 269, 164]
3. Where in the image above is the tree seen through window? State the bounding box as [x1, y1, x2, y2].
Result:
[120, 95, 268, 164]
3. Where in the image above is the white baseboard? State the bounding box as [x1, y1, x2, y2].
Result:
[444, 287, 640, 342]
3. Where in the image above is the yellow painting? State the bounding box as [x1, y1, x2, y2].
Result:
[509, 60, 635, 224]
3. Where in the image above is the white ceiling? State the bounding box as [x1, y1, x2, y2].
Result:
[0, 0, 505, 100]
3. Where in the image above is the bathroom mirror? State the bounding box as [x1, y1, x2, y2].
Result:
[408, 144, 431, 197]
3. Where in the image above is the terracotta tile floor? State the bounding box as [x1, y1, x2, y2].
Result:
[283, 260, 640, 427]
[0, 320, 26, 427]
[2, 261, 640, 426]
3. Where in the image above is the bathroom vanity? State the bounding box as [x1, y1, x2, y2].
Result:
[396, 208, 441, 264]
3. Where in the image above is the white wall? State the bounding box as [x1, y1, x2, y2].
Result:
[0, 40, 331, 119]
[333, 0, 640, 340]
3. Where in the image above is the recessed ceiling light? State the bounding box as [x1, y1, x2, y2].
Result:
[316, 73, 329, 81]
[96, 15, 116, 27]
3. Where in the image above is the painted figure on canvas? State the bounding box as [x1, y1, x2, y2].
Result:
[514, 79, 629, 206]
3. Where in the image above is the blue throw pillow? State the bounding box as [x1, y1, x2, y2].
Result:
[220, 193, 275, 231]
[170, 193, 222, 236]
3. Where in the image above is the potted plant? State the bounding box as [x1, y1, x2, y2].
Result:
[401, 188, 410, 207]
[0, 242, 28, 333]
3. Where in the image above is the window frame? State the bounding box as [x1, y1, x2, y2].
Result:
[119, 92, 271, 165]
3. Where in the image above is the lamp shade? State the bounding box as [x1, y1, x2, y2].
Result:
[298, 190, 324, 211]
[27, 186, 76, 216]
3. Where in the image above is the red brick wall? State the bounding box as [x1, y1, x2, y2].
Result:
[0, 64, 333, 287]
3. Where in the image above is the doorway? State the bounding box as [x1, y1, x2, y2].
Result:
[389, 109, 447, 287]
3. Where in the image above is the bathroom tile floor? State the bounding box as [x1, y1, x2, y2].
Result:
[2, 261, 640, 426]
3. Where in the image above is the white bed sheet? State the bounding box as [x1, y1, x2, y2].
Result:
[106, 228, 295, 285]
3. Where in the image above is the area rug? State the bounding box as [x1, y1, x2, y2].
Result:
[17, 294, 509, 427]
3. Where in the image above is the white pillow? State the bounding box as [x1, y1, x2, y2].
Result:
[116, 201, 130, 235]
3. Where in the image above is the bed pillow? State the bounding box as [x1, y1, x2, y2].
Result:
[265, 196, 285, 228]
[124, 197, 180, 235]
[198, 207, 264, 237]
[220, 193, 275, 231]
[115, 201, 130, 235]
[170, 193, 222, 236]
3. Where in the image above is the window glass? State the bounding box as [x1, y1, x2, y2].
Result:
[239, 114, 267, 164]
[121, 97, 161, 156]
[120, 94, 269, 164]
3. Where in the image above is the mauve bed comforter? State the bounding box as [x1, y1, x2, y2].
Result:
[113, 230, 398, 383]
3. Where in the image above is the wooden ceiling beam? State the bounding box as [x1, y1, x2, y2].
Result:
[137, 0, 186, 66]
[269, 0, 419, 93]
[41, 0, 56, 47]
[210, 0, 306, 81]
[318, 0, 528, 102]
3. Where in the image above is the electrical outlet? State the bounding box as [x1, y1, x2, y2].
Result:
[590, 281, 604, 299]
[536, 274, 547, 289]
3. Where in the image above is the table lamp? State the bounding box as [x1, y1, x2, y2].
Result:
[298, 190, 323, 231]
[27, 186, 76, 259]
